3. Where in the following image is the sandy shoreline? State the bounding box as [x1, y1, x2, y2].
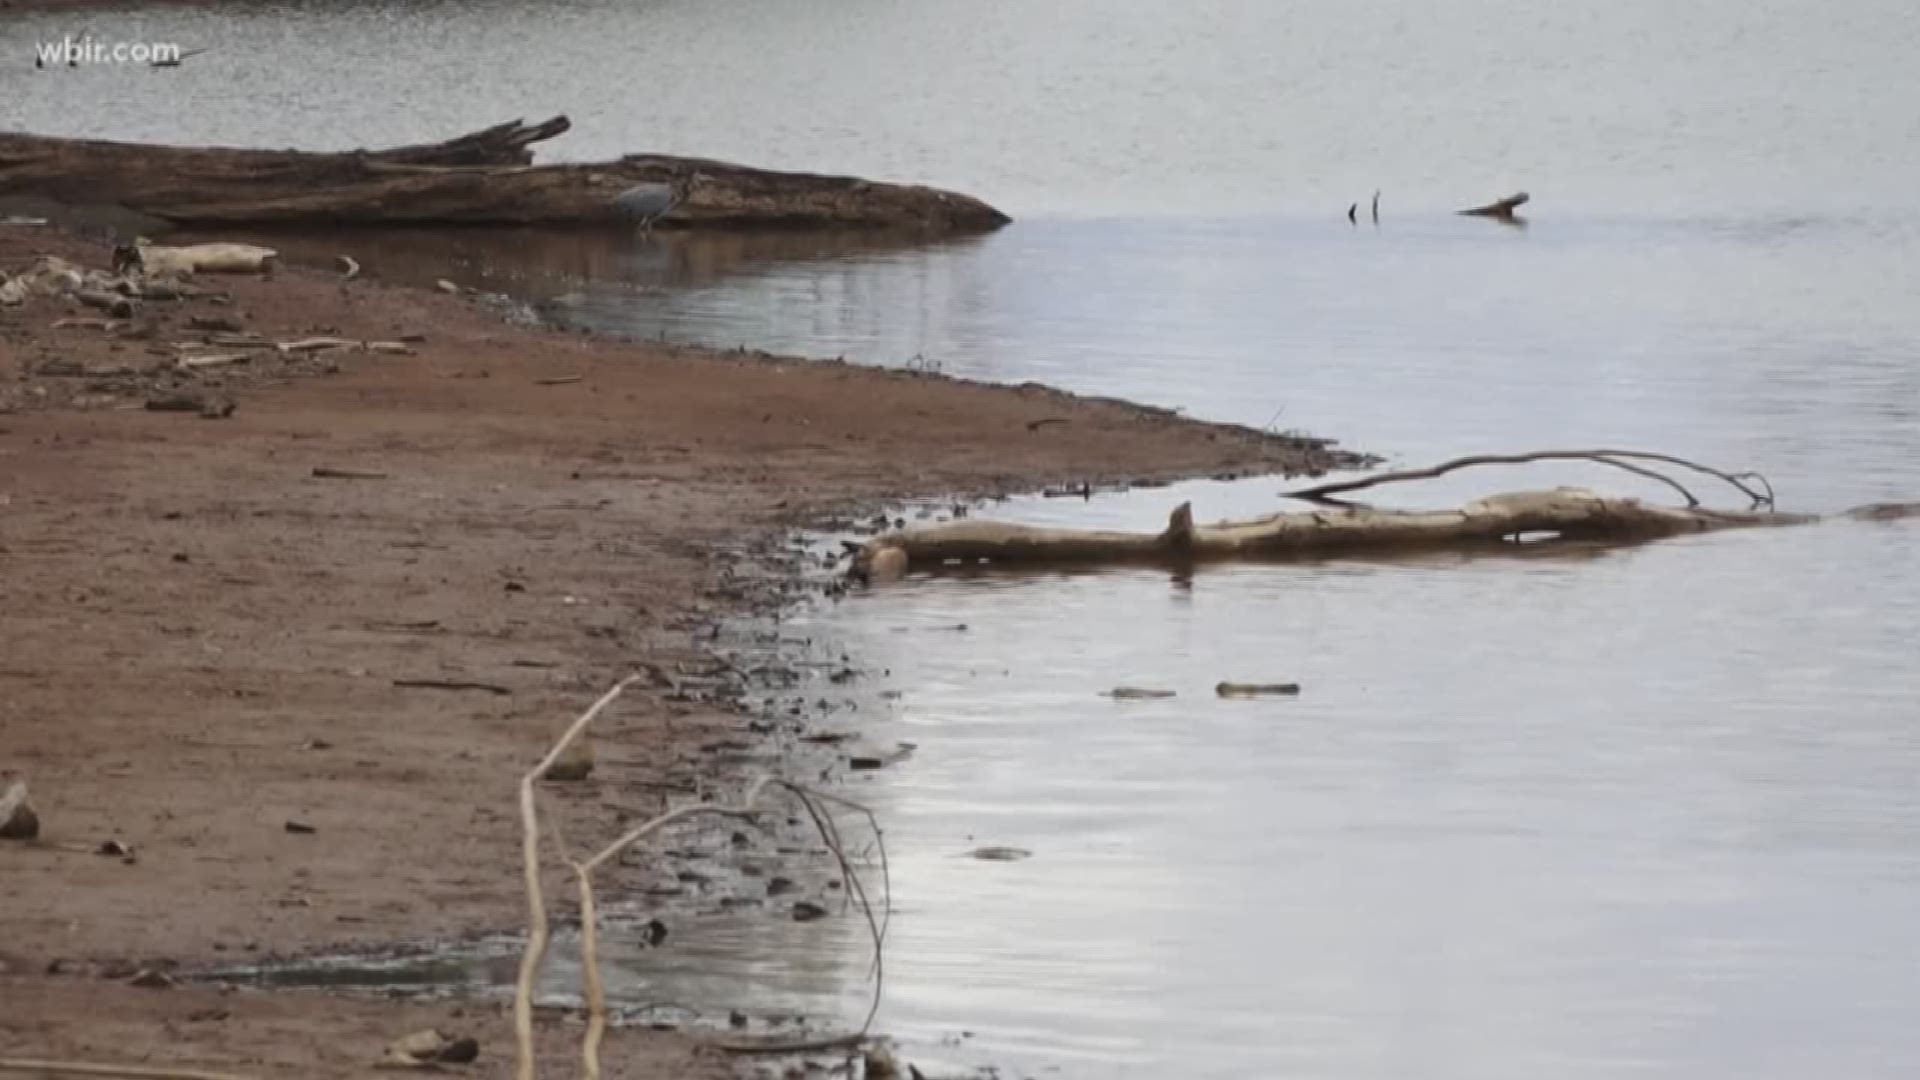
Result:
[0, 225, 1364, 1076]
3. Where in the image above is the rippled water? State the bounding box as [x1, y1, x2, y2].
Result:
[10, 0, 1920, 1076]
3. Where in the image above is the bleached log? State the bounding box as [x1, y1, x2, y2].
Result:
[851, 487, 1878, 579]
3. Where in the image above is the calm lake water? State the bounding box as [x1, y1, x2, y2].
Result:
[9, 1, 1920, 1076]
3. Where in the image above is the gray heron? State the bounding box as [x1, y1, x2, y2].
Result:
[610, 174, 703, 238]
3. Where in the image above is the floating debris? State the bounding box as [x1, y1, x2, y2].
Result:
[1215, 681, 1301, 698]
[1103, 687, 1175, 700]
[965, 846, 1032, 862]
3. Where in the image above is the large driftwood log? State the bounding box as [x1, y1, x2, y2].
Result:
[851, 488, 1920, 580]
[0, 117, 1010, 233]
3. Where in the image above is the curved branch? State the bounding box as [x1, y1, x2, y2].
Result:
[1283, 450, 1774, 509]
[1591, 456, 1700, 508]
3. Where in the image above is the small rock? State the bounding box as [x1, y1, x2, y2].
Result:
[96, 838, 134, 860]
[790, 901, 829, 922]
[641, 917, 668, 947]
[284, 819, 316, 835]
[863, 1043, 904, 1080]
[128, 969, 176, 990]
[435, 1037, 480, 1064]
[728, 1009, 748, 1029]
[866, 547, 909, 582]
[435, 280, 460, 295]
[387, 1029, 453, 1066]
[0, 781, 39, 840]
[766, 876, 797, 897]
[541, 737, 594, 782]
[144, 392, 213, 414]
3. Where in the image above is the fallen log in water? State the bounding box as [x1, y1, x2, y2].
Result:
[0, 117, 1010, 233]
[851, 487, 1920, 580]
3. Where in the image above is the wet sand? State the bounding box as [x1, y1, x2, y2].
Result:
[0, 227, 1362, 1076]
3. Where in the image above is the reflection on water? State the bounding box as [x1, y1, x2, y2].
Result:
[268, 214, 1920, 517]
[214, 908, 871, 1031]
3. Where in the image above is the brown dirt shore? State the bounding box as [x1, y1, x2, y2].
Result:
[0, 226, 1363, 1078]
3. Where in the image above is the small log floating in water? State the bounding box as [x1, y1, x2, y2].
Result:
[1458, 191, 1530, 221]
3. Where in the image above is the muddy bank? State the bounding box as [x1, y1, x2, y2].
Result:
[0, 224, 1364, 1076]
[0, 119, 1012, 233]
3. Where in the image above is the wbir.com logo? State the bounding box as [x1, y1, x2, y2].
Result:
[34, 35, 191, 68]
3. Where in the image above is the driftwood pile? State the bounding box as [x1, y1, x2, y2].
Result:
[0, 117, 1010, 233]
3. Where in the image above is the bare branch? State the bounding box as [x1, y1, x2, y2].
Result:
[514, 675, 642, 1080]
[1282, 449, 1775, 509]
[516, 682, 889, 1074]
[1591, 455, 1701, 508]
[572, 863, 606, 1080]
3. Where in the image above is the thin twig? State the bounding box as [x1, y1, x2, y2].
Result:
[0, 1063, 257, 1080]
[392, 678, 512, 695]
[1282, 449, 1775, 509]
[775, 783, 884, 1035]
[1590, 455, 1701, 507]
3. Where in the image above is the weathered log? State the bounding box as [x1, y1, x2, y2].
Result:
[0, 118, 1011, 233]
[0, 117, 565, 193]
[132, 240, 278, 276]
[851, 487, 1918, 579]
[1459, 191, 1530, 219]
[368, 117, 573, 167]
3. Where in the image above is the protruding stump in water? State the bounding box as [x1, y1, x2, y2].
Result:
[1459, 191, 1530, 221]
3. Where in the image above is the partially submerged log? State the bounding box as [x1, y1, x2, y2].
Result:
[851, 487, 1918, 579]
[0, 117, 1010, 233]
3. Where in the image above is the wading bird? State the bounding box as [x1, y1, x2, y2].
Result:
[610, 174, 704, 238]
